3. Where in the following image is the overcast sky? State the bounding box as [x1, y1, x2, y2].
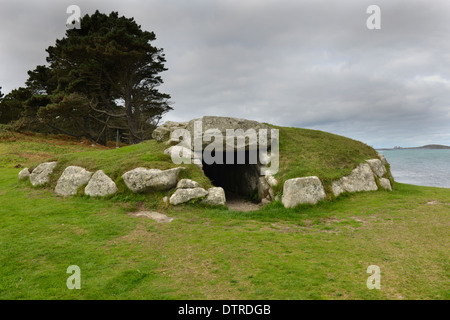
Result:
[1, 0, 449, 148]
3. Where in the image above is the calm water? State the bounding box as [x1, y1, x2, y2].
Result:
[378, 149, 450, 188]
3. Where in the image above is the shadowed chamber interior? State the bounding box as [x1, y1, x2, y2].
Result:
[201, 150, 260, 199]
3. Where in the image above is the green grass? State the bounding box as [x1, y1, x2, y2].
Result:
[0, 167, 449, 299]
[0, 130, 448, 299]
[274, 125, 385, 195]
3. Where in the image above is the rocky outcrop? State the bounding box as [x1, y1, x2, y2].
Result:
[202, 187, 226, 206]
[366, 159, 387, 177]
[85, 170, 118, 197]
[332, 163, 378, 197]
[282, 176, 326, 208]
[30, 161, 58, 186]
[55, 166, 93, 196]
[176, 179, 200, 189]
[169, 187, 208, 205]
[18, 168, 30, 180]
[379, 178, 392, 191]
[122, 167, 184, 193]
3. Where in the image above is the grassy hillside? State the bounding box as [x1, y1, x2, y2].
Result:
[0, 130, 448, 300]
[3, 125, 391, 202]
[273, 125, 386, 195]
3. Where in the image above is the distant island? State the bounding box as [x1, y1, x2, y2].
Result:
[377, 144, 450, 151]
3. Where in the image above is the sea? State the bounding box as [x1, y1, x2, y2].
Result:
[377, 149, 450, 189]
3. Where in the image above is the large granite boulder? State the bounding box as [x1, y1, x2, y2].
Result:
[30, 162, 58, 186]
[152, 121, 188, 142]
[18, 168, 30, 180]
[122, 167, 184, 193]
[202, 187, 226, 206]
[332, 163, 378, 197]
[169, 187, 208, 205]
[55, 166, 93, 196]
[366, 159, 387, 177]
[186, 116, 272, 151]
[85, 170, 118, 197]
[282, 176, 326, 208]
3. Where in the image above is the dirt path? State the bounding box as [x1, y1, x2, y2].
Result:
[225, 193, 262, 211]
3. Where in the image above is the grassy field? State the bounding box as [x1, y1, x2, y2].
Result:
[0, 131, 448, 299]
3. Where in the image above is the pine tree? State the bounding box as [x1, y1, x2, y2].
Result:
[30, 11, 172, 144]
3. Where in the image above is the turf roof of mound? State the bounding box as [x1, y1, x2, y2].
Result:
[30, 124, 387, 200]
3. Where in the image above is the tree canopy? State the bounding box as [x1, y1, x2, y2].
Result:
[0, 11, 172, 144]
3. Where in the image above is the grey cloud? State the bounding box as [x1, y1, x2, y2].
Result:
[0, 0, 449, 147]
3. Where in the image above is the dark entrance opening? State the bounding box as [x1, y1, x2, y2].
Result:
[201, 150, 260, 201]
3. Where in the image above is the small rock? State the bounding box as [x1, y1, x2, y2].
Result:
[18, 168, 30, 180]
[379, 178, 392, 191]
[169, 187, 208, 205]
[377, 153, 388, 165]
[258, 176, 271, 200]
[177, 179, 200, 189]
[265, 175, 278, 187]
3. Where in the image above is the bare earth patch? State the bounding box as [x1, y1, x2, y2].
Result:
[226, 199, 262, 212]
